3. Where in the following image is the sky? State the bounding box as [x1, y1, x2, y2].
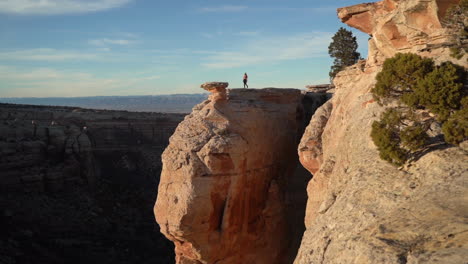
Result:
[0, 0, 370, 97]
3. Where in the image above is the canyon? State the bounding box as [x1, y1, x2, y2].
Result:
[1, 0, 466, 263]
[0, 103, 184, 263]
[155, 0, 468, 263]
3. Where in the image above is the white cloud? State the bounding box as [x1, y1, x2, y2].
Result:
[266, 7, 336, 13]
[138, 75, 160, 81]
[0, 48, 99, 61]
[201, 32, 333, 69]
[201, 31, 224, 39]
[236, 31, 260, 37]
[198, 5, 247, 13]
[196, 6, 336, 14]
[0, 0, 132, 15]
[0, 66, 162, 97]
[88, 38, 136, 46]
[201, 33, 214, 39]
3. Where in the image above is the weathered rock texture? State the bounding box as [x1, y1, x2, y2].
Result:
[0, 103, 184, 263]
[155, 86, 316, 264]
[0, 103, 183, 192]
[295, 0, 468, 263]
[305, 84, 335, 94]
[338, 0, 466, 68]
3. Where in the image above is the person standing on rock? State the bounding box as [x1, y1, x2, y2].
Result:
[243, 73, 248, 88]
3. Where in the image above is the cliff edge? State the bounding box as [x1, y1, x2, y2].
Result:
[154, 0, 467, 263]
[155, 84, 316, 264]
[296, 0, 468, 263]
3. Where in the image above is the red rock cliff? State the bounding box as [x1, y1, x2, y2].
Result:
[154, 84, 312, 264]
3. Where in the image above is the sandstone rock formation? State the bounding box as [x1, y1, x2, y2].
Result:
[305, 84, 335, 94]
[154, 1, 467, 263]
[295, 0, 468, 263]
[155, 85, 315, 264]
[338, 0, 466, 67]
[201, 82, 228, 101]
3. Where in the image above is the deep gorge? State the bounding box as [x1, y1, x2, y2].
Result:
[0, 103, 183, 263]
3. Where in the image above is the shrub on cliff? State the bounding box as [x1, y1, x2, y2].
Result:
[370, 109, 407, 166]
[443, 0, 468, 59]
[442, 99, 468, 145]
[400, 125, 429, 151]
[372, 54, 466, 121]
[328, 27, 361, 80]
[412, 62, 465, 121]
[371, 53, 467, 166]
[372, 53, 434, 102]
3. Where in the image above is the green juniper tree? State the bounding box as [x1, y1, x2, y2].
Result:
[442, 0, 468, 59]
[328, 27, 361, 81]
[371, 53, 467, 166]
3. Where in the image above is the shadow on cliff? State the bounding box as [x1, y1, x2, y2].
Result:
[0, 104, 182, 264]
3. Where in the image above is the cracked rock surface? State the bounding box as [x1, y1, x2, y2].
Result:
[155, 88, 313, 264]
[295, 1, 468, 263]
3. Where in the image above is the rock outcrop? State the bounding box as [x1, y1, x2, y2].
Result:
[295, 0, 468, 263]
[305, 84, 335, 94]
[155, 84, 317, 264]
[338, 0, 466, 67]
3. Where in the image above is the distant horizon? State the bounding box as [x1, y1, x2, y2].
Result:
[0, 93, 208, 99]
[0, 0, 367, 97]
[0, 86, 321, 99]
[0, 93, 211, 113]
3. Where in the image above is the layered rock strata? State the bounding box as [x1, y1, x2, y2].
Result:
[305, 84, 335, 94]
[0, 103, 185, 263]
[295, 0, 468, 263]
[155, 84, 314, 264]
[0, 104, 184, 192]
[338, 0, 466, 67]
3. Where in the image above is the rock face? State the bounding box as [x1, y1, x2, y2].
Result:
[0, 103, 184, 263]
[338, 0, 466, 67]
[295, 1, 468, 263]
[201, 82, 229, 101]
[305, 84, 335, 94]
[0, 103, 184, 192]
[155, 86, 316, 264]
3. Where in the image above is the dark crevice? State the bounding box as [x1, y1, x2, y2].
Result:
[217, 199, 227, 232]
[397, 253, 408, 264]
[283, 92, 331, 263]
[320, 238, 332, 264]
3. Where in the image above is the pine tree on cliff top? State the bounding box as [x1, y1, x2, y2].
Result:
[328, 27, 361, 81]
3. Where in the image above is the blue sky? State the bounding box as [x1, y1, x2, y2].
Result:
[0, 0, 369, 97]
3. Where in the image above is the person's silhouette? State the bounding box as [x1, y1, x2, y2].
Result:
[243, 73, 248, 88]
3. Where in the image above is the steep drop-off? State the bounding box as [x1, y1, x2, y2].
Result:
[154, 83, 328, 264]
[296, 0, 468, 263]
[155, 1, 467, 264]
[0, 103, 184, 263]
